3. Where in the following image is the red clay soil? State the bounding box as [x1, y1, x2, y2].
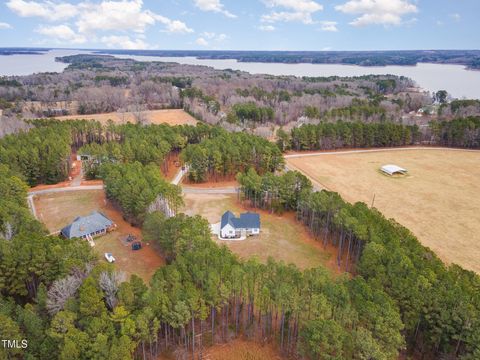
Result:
[182, 179, 239, 188]
[69, 155, 81, 179]
[161, 152, 182, 181]
[157, 339, 282, 360]
[96, 192, 165, 282]
[204, 339, 282, 360]
[29, 153, 82, 191]
[80, 179, 104, 186]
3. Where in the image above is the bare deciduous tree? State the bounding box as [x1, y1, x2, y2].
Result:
[99, 271, 126, 310]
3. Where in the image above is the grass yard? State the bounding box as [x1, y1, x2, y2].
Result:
[55, 109, 198, 126]
[33, 190, 164, 281]
[182, 193, 336, 272]
[286, 148, 480, 273]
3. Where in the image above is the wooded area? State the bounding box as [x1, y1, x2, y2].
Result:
[181, 131, 284, 182]
[237, 169, 480, 359]
[1, 116, 480, 359]
[283, 121, 420, 151]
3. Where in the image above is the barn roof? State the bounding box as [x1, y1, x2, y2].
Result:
[221, 211, 260, 230]
[381, 164, 407, 175]
[61, 211, 113, 239]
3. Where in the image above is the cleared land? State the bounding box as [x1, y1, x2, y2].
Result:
[286, 148, 480, 273]
[33, 190, 164, 281]
[204, 339, 281, 360]
[55, 109, 198, 126]
[182, 193, 337, 271]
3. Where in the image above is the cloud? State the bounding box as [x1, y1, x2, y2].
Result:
[0, 22, 12, 29]
[450, 13, 461, 22]
[75, 0, 192, 34]
[263, 0, 323, 13]
[193, 0, 236, 18]
[7, 0, 78, 21]
[261, 0, 323, 25]
[262, 11, 316, 24]
[319, 21, 338, 32]
[7, 0, 193, 46]
[195, 37, 209, 46]
[258, 25, 275, 31]
[36, 24, 86, 44]
[156, 16, 194, 34]
[335, 0, 417, 26]
[195, 31, 227, 47]
[100, 35, 149, 49]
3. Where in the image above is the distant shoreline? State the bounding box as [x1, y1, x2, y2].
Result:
[1, 48, 479, 70]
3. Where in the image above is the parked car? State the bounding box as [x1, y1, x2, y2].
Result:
[104, 252, 115, 263]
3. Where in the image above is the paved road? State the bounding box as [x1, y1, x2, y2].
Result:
[182, 187, 237, 194]
[171, 166, 188, 185]
[29, 185, 104, 196]
[26, 195, 38, 219]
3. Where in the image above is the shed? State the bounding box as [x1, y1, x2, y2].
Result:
[381, 164, 408, 176]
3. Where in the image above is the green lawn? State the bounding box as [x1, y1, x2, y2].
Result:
[183, 193, 333, 271]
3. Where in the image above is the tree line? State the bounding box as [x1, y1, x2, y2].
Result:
[0, 124, 72, 185]
[101, 162, 183, 226]
[180, 130, 284, 183]
[280, 121, 421, 151]
[1, 130, 403, 360]
[237, 169, 480, 359]
[430, 116, 480, 148]
[2, 117, 480, 359]
[138, 211, 405, 360]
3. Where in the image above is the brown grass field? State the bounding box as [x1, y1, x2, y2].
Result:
[34, 190, 164, 281]
[182, 193, 338, 272]
[286, 148, 480, 273]
[55, 109, 198, 126]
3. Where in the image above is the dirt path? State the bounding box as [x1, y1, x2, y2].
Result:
[284, 146, 480, 159]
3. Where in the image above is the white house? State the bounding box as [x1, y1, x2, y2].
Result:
[220, 211, 260, 239]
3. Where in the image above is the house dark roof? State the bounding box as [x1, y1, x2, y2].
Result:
[221, 211, 260, 230]
[61, 211, 113, 239]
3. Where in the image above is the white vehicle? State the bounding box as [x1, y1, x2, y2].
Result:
[104, 252, 115, 263]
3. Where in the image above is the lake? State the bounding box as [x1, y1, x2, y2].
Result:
[0, 49, 86, 76]
[119, 55, 480, 99]
[1, 50, 479, 99]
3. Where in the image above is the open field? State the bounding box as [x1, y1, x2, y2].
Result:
[286, 148, 480, 273]
[182, 193, 337, 271]
[33, 190, 164, 281]
[55, 109, 198, 126]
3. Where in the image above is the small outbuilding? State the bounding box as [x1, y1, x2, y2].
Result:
[220, 211, 260, 239]
[381, 164, 408, 176]
[61, 211, 116, 240]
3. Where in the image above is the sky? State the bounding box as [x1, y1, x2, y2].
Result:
[0, 0, 479, 51]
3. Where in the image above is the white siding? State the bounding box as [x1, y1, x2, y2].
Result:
[221, 223, 236, 238]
